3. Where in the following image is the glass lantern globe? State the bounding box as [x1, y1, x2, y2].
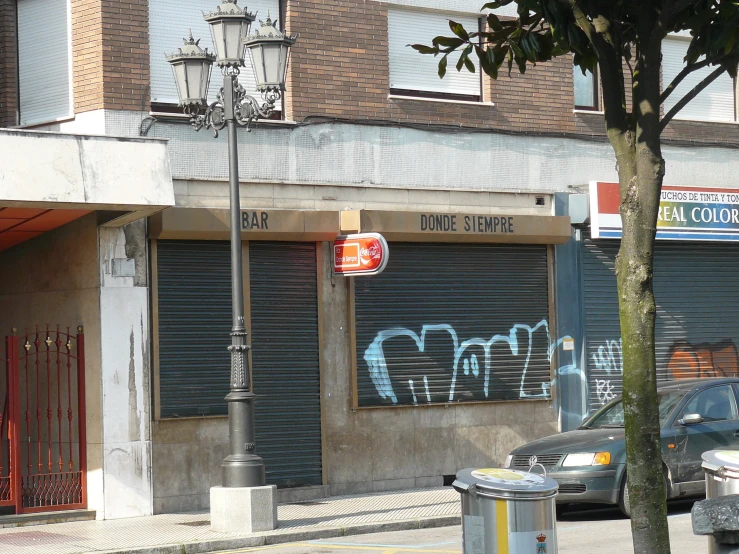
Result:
[166, 34, 216, 107]
[243, 15, 297, 92]
[203, 0, 255, 68]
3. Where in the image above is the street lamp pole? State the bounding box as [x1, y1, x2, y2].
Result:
[166, 0, 296, 490]
[222, 71, 261, 487]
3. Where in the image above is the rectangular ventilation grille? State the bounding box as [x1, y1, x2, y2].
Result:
[511, 454, 563, 468]
[557, 483, 587, 494]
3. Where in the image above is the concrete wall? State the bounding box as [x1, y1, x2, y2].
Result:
[98, 220, 153, 518]
[0, 214, 105, 515]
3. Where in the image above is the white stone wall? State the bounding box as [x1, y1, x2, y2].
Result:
[98, 223, 153, 518]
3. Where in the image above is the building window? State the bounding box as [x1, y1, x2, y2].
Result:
[149, 0, 282, 116]
[574, 66, 599, 110]
[388, 7, 482, 101]
[17, 0, 72, 126]
[662, 36, 737, 123]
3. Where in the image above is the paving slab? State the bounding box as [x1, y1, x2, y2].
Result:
[0, 487, 460, 554]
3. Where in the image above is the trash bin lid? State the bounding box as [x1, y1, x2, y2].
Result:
[455, 467, 558, 499]
[702, 450, 739, 477]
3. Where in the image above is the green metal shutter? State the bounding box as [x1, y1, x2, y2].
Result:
[583, 234, 739, 414]
[354, 242, 551, 407]
[249, 242, 322, 487]
[157, 240, 231, 418]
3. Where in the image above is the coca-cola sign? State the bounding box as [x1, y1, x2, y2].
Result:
[333, 233, 389, 276]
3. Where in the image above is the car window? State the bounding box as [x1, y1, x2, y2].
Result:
[584, 391, 685, 429]
[680, 385, 739, 422]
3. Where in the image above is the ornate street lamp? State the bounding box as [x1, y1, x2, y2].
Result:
[166, 0, 296, 496]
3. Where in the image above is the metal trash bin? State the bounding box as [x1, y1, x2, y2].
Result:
[453, 466, 559, 554]
[701, 450, 739, 554]
[702, 450, 739, 498]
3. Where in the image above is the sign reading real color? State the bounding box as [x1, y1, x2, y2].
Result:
[333, 233, 389, 276]
[590, 182, 739, 241]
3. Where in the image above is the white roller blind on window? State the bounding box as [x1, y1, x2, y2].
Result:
[662, 37, 736, 122]
[388, 7, 480, 96]
[18, 0, 71, 126]
[150, 0, 280, 105]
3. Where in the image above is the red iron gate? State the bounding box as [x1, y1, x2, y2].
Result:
[1, 326, 86, 513]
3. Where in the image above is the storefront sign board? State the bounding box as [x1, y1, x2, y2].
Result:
[333, 233, 389, 276]
[591, 181, 739, 241]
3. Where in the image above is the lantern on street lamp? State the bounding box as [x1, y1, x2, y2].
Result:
[203, 0, 255, 68]
[244, 15, 296, 92]
[166, 34, 215, 108]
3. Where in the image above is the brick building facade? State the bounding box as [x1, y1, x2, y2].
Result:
[2, 0, 739, 519]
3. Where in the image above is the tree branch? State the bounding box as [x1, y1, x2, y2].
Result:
[660, 56, 724, 104]
[567, 0, 629, 134]
[651, 0, 697, 48]
[660, 65, 727, 132]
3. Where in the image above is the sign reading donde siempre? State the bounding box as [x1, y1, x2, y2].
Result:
[333, 233, 389, 276]
[591, 182, 739, 241]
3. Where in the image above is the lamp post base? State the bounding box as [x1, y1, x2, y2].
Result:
[210, 485, 278, 533]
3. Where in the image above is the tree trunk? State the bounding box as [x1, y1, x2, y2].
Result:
[613, 26, 672, 552]
[616, 148, 670, 554]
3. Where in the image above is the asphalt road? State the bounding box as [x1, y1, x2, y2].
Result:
[223, 499, 706, 554]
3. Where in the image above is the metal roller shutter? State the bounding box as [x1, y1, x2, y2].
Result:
[581, 236, 621, 413]
[157, 240, 231, 418]
[249, 242, 322, 487]
[662, 37, 736, 123]
[18, 0, 72, 125]
[354, 242, 551, 407]
[388, 7, 481, 97]
[583, 234, 739, 414]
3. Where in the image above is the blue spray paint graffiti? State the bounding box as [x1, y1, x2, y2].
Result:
[364, 319, 580, 405]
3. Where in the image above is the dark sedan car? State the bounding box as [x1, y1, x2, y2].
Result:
[503, 377, 739, 516]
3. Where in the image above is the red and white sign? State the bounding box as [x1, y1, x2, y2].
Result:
[333, 233, 389, 276]
[591, 181, 739, 241]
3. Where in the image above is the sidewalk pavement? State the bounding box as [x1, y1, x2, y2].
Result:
[0, 487, 461, 554]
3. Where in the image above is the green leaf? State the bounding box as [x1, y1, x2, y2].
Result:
[433, 36, 465, 49]
[487, 13, 503, 32]
[439, 55, 448, 78]
[476, 44, 498, 79]
[481, 1, 513, 9]
[464, 55, 476, 72]
[410, 44, 439, 55]
[449, 20, 470, 41]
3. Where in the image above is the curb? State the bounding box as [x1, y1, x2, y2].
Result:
[93, 515, 461, 554]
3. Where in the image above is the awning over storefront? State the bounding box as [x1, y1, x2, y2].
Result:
[0, 129, 175, 250]
[340, 209, 571, 244]
[149, 207, 340, 241]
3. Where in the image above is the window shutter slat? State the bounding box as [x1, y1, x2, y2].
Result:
[662, 37, 736, 123]
[388, 7, 480, 97]
[18, 0, 71, 125]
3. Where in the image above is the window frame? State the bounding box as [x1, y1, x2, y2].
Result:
[573, 64, 600, 111]
[148, 0, 284, 120]
[387, 7, 485, 103]
[17, 0, 74, 127]
[661, 35, 738, 124]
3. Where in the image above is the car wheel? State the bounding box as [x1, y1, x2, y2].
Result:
[618, 474, 631, 518]
[618, 470, 669, 519]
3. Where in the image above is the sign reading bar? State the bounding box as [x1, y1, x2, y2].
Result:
[333, 233, 389, 276]
[591, 182, 739, 241]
